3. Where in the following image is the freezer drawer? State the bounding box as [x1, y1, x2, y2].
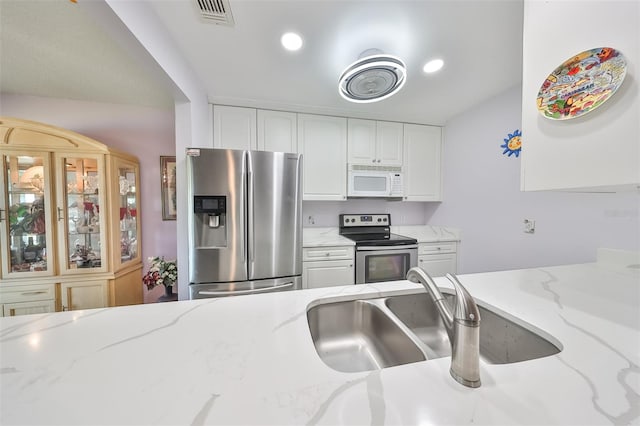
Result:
[189, 276, 302, 299]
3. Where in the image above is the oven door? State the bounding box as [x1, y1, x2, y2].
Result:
[355, 245, 418, 284]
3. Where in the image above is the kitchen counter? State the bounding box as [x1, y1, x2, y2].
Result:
[303, 225, 460, 247]
[1, 249, 638, 425]
[303, 227, 354, 247]
[391, 224, 461, 242]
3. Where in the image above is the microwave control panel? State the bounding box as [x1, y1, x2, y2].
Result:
[340, 214, 390, 227]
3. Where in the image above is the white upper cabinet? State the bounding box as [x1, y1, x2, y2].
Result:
[213, 105, 257, 150]
[521, 0, 639, 192]
[297, 114, 347, 201]
[347, 119, 403, 166]
[403, 124, 442, 201]
[257, 110, 297, 153]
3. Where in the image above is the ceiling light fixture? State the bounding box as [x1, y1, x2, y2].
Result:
[338, 49, 407, 103]
[281, 32, 303, 51]
[423, 58, 444, 73]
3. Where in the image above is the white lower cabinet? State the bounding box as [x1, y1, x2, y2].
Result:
[417, 242, 457, 277]
[0, 283, 55, 317]
[3, 300, 55, 316]
[302, 246, 354, 289]
[60, 280, 108, 311]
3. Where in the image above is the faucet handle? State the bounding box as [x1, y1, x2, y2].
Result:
[445, 273, 481, 324]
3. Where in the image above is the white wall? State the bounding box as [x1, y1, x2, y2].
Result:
[521, 0, 639, 191]
[426, 85, 639, 273]
[0, 94, 176, 303]
[303, 199, 428, 227]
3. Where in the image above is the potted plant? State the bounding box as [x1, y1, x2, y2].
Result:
[143, 256, 177, 299]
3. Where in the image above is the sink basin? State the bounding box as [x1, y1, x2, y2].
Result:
[307, 299, 425, 372]
[386, 293, 562, 364]
[307, 290, 561, 372]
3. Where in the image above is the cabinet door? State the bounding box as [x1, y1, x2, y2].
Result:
[403, 124, 442, 201]
[110, 157, 141, 272]
[257, 110, 297, 153]
[60, 280, 107, 311]
[303, 259, 354, 289]
[0, 151, 55, 279]
[297, 114, 347, 201]
[347, 119, 377, 164]
[418, 254, 457, 277]
[376, 121, 403, 166]
[55, 154, 108, 274]
[213, 105, 257, 150]
[3, 300, 55, 316]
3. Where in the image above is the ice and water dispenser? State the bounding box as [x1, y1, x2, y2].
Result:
[193, 195, 227, 248]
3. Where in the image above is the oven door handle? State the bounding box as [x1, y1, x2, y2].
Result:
[356, 244, 418, 251]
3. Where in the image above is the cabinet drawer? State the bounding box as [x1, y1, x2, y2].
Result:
[3, 300, 56, 317]
[418, 242, 457, 255]
[303, 246, 354, 261]
[0, 284, 55, 304]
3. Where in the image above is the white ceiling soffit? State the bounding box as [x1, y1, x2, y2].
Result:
[195, 0, 235, 25]
[0, 0, 174, 109]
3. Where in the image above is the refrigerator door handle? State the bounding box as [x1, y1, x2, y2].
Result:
[198, 282, 294, 296]
[247, 169, 255, 264]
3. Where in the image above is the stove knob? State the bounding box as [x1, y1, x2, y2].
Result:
[383, 218, 388, 222]
[377, 218, 382, 222]
[351, 218, 356, 223]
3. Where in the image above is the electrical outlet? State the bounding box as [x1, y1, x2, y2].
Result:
[307, 215, 315, 225]
[524, 219, 535, 234]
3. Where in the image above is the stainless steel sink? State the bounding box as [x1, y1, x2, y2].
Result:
[386, 293, 562, 364]
[306, 299, 425, 372]
[307, 291, 561, 372]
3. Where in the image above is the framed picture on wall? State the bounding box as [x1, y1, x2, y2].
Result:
[160, 156, 177, 220]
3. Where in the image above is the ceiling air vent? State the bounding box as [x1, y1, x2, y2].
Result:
[194, 0, 235, 26]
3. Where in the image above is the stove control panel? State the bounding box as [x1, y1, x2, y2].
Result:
[340, 214, 390, 227]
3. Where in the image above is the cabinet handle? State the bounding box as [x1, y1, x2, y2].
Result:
[372, 159, 376, 163]
[62, 306, 69, 311]
[377, 159, 381, 163]
[21, 291, 47, 296]
[0, 208, 5, 222]
[57, 207, 65, 221]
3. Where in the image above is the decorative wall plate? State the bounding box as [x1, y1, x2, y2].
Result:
[537, 47, 627, 120]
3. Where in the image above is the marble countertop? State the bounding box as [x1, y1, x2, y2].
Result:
[303, 225, 460, 247]
[1, 250, 638, 425]
[303, 227, 354, 247]
[391, 225, 461, 242]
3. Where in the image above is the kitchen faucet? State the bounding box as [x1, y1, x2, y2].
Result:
[406, 267, 481, 388]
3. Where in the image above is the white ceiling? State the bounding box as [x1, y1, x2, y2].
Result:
[1, 0, 524, 126]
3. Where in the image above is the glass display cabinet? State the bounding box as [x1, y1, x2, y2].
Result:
[0, 117, 143, 315]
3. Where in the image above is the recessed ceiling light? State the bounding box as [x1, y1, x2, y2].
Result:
[281, 32, 303, 51]
[423, 59, 444, 73]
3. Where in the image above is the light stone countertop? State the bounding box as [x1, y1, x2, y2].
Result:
[303, 227, 355, 247]
[1, 250, 638, 425]
[303, 225, 460, 247]
[391, 225, 461, 242]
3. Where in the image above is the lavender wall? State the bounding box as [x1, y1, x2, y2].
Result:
[427, 86, 640, 273]
[1, 94, 176, 302]
[303, 199, 427, 227]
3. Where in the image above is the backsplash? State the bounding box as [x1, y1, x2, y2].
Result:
[302, 200, 429, 227]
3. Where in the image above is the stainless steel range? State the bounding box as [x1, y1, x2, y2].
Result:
[339, 214, 418, 284]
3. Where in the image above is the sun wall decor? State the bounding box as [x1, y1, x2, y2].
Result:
[501, 130, 522, 158]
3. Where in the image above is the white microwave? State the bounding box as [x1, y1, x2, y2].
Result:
[347, 165, 404, 198]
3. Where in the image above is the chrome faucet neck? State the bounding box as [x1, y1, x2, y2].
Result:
[406, 267, 482, 388]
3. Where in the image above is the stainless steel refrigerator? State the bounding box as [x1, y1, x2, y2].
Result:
[187, 148, 303, 298]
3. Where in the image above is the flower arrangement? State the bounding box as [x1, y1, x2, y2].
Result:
[143, 256, 177, 290]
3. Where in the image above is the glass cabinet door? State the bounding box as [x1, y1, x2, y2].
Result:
[0, 152, 54, 278]
[116, 160, 140, 268]
[58, 155, 107, 273]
